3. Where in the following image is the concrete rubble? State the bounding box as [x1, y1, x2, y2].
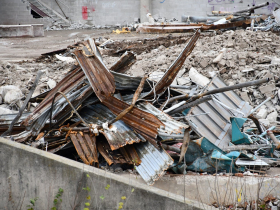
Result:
[1, 7, 280, 209]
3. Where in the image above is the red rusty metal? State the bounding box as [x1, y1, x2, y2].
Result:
[73, 40, 115, 102]
[96, 139, 141, 166]
[109, 51, 136, 73]
[69, 131, 98, 166]
[103, 96, 164, 139]
[137, 19, 251, 34]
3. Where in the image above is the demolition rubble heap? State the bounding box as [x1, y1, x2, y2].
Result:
[1, 26, 280, 187]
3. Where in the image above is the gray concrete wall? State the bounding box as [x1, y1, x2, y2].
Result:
[0, 0, 50, 25]
[0, 137, 207, 210]
[152, 0, 277, 21]
[0, 0, 277, 27]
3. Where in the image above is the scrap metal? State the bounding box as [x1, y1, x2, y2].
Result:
[135, 141, 173, 185]
[72, 103, 146, 150]
[186, 76, 253, 149]
[69, 131, 98, 166]
[109, 51, 136, 73]
[73, 39, 115, 102]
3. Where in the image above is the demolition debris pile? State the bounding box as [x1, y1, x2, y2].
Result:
[0, 28, 280, 189]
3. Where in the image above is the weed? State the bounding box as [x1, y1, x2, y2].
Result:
[26, 197, 38, 210]
[51, 188, 64, 210]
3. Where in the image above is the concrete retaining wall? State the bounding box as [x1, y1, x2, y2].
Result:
[0, 24, 44, 38]
[0, 138, 207, 210]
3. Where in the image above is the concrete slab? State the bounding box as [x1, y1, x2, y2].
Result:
[0, 137, 211, 210]
[32, 24, 44, 37]
[0, 25, 34, 38]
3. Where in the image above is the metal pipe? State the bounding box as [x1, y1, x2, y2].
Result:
[249, 96, 272, 115]
[162, 144, 181, 153]
[222, 144, 272, 151]
[190, 78, 269, 101]
[232, 2, 269, 15]
[182, 15, 222, 23]
[163, 101, 186, 114]
[1, 71, 44, 137]
[168, 95, 212, 115]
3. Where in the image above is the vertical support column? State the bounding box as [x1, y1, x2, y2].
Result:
[140, 0, 152, 23]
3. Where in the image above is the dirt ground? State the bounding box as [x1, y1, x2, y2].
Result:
[0, 29, 189, 61]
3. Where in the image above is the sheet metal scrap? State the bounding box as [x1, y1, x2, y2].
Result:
[137, 102, 189, 140]
[137, 19, 252, 34]
[0, 113, 30, 126]
[73, 39, 164, 141]
[22, 67, 85, 129]
[109, 51, 136, 74]
[102, 96, 164, 140]
[186, 76, 252, 149]
[69, 131, 99, 166]
[142, 29, 200, 98]
[97, 139, 141, 166]
[72, 103, 146, 150]
[73, 39, 115, 102]
[135, 141, 174, 185]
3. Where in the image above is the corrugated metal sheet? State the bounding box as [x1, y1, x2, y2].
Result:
[187, 76, 252, 149]
[102, 96, 164, 139]
[73, 39, 115, 102]
[0, 112, 31, 126]
[69, 131, 98, 166]
[110, 51, 136, 73]
[135, 141, 174, 185]
[137, 102, 189, 140]
[73, 103, 146, 150]
[97, 139, 141, 166]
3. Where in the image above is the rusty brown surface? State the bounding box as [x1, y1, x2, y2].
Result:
[97, 139, 141, 166]
[69, 131, 98, 166]
[137, 19, 251, 34]
[73, 40, 115, 102]
[103, 96, 164, 139]
[109, 51, 136, 73]
[143, 29, 200, 98]
[109, 76, 147, 126]
[137, 24, 203, 33]
[202, 19, 252, 30]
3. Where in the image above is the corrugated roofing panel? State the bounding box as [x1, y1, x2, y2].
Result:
[187, 76, 252, 149]
[135, 141, 174, 185]
[73, 103, 146, 150]
[137, 102, 189, 140]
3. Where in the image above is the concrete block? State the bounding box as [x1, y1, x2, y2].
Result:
[256, 108, 268, 119]
[0, 25, 34, 38]
[240, 92, 250, 102]
[32, 24, 44, 37]
[259, 84, 276, 94]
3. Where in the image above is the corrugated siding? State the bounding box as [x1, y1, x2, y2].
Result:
[187, 76, 252, 149]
